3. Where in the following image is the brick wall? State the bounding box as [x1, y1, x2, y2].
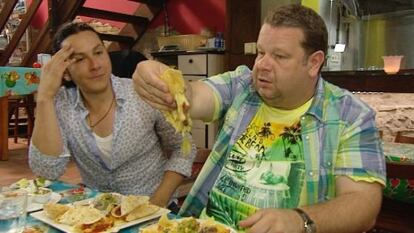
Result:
[356, 93, 414, 142]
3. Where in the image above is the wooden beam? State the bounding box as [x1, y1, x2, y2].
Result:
[0, 0, 43, 66]
[22, 0, 87, 66]
[0, 0, 19, 33]
[78, 7, 149, 26]
[99, 33, 135, 45]
[48, 0, 59, 33]
[127, 0, 164, 7]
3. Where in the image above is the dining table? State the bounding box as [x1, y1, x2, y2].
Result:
[0, 66, 40, 161]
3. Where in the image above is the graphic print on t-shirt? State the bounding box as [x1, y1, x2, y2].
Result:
[206, 104, 307, 229]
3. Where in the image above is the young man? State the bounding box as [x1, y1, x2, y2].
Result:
[133, 4, 385, 233]
[29, 22, 196, 208]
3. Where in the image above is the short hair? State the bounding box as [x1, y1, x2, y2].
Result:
[51, 22, 101, 88]
[52, 22, 100, 54]
[264, 4, 328, 57]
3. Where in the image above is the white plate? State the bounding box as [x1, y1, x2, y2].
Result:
[30, 206, 170, 232]
[9, 179, 52, 192]
[27, 192, 61, 212]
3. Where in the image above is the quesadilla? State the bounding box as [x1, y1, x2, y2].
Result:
[57, 205, 104, 226]
[160, 68, 192, 156]
[125, 203, 160, 222]
[43, 203, 71, 220]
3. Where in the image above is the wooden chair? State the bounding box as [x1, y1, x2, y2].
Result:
[176, 148, 211, 203]
[379, 130, 384, 140]
[368, 158, 414, 232]
[394, 131, 414, 144]
[8, 94, 35, 144]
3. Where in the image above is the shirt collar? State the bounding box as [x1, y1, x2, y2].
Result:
[305, 75, 326, 122]
[73, 74, 127, 110]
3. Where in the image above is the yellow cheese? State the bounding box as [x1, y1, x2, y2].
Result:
[160, 68, 192, 156]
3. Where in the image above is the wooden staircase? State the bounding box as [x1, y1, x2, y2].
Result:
[0, 0, 164, 67]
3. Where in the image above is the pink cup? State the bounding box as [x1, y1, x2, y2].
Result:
[382, 55, 403, 74]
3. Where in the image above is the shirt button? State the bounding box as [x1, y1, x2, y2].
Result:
[305, 135, 310, 140]
[309, 171, 314, 176]
[326, 162, 332, 167]
[301, 116, 306, 120]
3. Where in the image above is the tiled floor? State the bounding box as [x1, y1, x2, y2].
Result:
[0, 137, 81, 187]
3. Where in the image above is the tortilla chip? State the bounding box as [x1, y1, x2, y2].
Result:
[125, 203, 160, 222]
[43, 203, 70, 220]
[160, 68, 192, 156]
[57, 205, 104, 226]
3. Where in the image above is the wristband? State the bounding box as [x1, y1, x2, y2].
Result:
[293, 208, 316, 233]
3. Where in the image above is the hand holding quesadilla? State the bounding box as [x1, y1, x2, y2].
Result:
[160, 68, 192, 156]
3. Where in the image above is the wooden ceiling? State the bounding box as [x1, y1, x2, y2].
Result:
[0, 0, 164, 66]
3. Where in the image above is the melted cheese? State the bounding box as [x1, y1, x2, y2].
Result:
[160, 68, 192, 156]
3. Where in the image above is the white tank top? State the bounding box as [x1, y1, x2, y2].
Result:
[93, 133, 113, 165]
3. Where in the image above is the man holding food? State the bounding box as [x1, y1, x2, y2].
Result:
[133, 4, 385, 233]
[28, 22, 196, 209]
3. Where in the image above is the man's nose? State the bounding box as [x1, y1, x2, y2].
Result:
[88, 58, 100, 69]
[256, 55, 271, 70]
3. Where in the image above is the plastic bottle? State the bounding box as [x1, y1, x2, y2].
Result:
[214, 32, 222, 50]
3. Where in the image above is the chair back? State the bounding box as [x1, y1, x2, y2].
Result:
[386, 162, 414, 179]
[109, 50, 147, 78]
[394, 131, 414, 144]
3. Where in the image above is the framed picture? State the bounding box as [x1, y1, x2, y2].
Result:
[14, 0, 27, 14]
[5, 0, 30, 65]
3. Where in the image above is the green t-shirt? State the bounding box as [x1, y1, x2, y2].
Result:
[203, 99, 312, 229]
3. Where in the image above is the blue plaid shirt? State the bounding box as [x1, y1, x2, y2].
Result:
[179, 65, 386, 217]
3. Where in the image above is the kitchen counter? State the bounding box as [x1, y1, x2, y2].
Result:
[321, 69, 414, 93]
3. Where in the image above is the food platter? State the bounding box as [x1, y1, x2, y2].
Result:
[140, 215, 236, 233]
[30, 193, 170, 233]
[31, 206, 170, 233]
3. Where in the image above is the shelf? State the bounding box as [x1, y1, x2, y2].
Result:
[322, 69, 414, 93]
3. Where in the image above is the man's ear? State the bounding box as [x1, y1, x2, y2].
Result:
[307, 50, 325, 77]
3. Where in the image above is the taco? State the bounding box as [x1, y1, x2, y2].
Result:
[125, 203, 160, 222]
[93, 193, 121, 215]
[111, 195, 149, 218]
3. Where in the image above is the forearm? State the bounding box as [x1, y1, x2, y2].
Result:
[150, 170, 185, 207]
[29, 144, 69, 180]
[302, 178, 382, 233]
[187, 80, 216, 122]
[31, 98, 64, 156]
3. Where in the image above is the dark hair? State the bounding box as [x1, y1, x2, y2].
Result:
[264, 4, 328, 57]
[52, 22, 100, 54]
[51, 22, 101, 87]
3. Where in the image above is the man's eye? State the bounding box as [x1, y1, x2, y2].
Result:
[74, 57, 84, 62]
[95, 50, 104, 55]
[272, 54, 285, 59]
